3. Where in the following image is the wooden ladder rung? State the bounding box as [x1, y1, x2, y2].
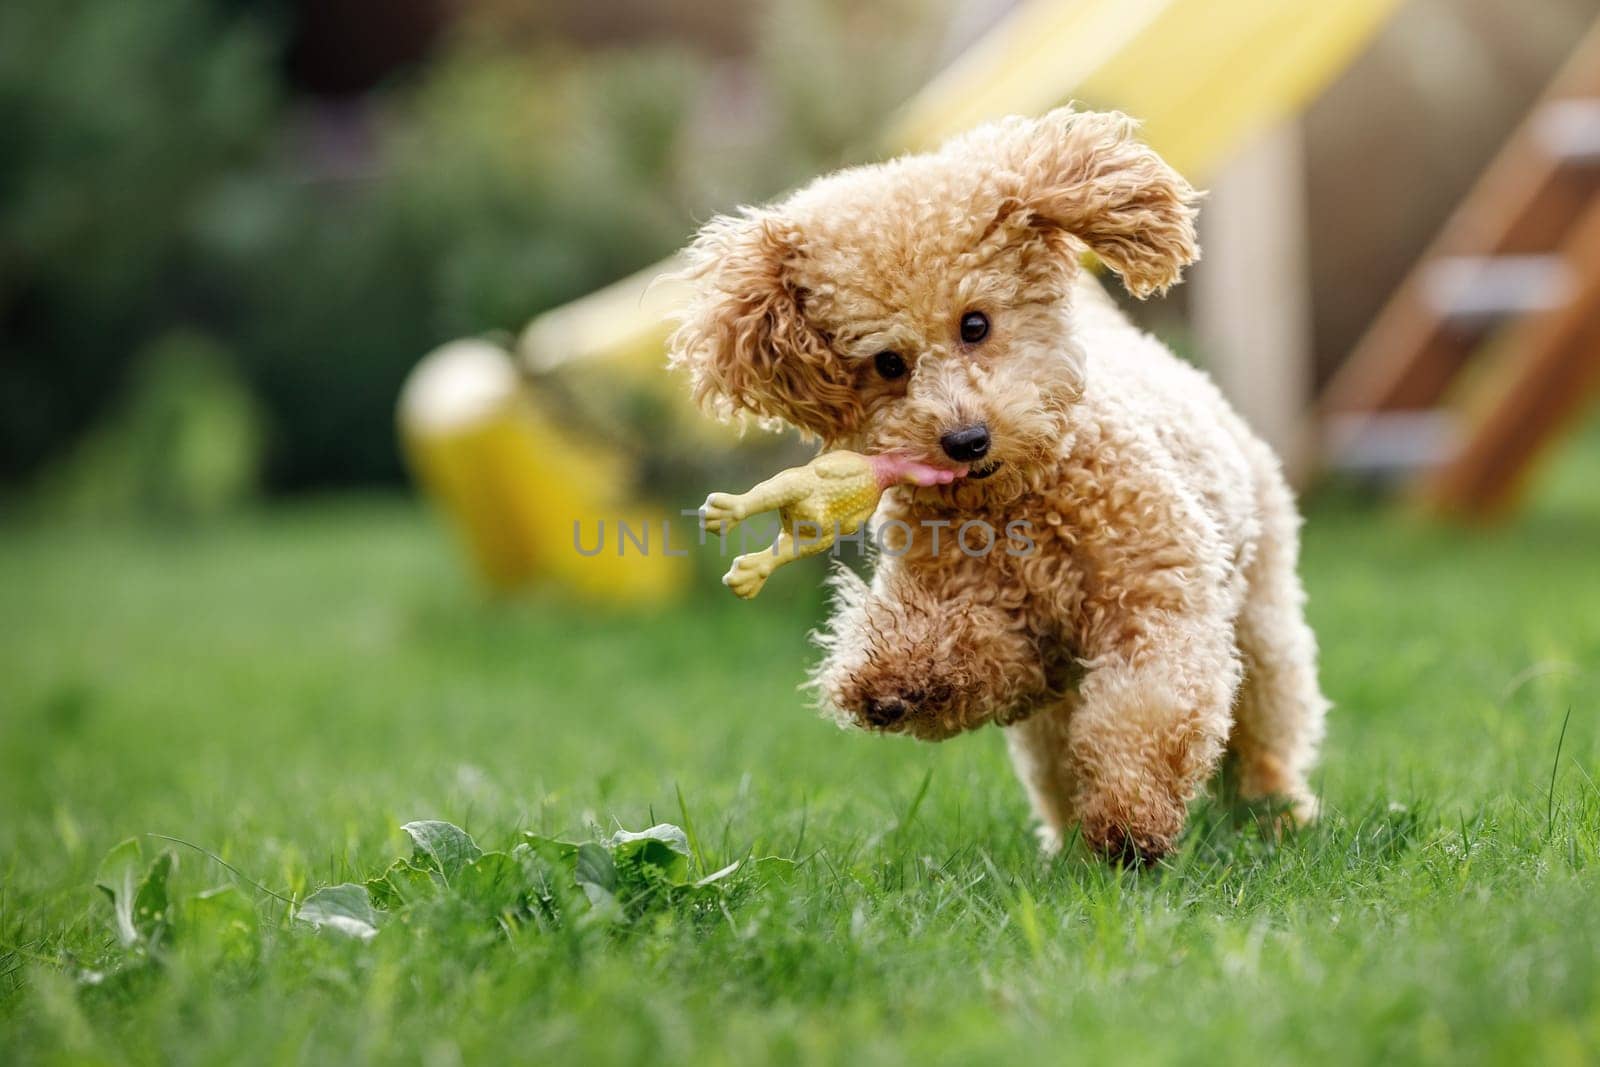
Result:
[1421, 254, 1574, 324]
[1323, 411, 1461, 475]
[1427, 197, 1600, 515]
[1533, 98, 1600, 165]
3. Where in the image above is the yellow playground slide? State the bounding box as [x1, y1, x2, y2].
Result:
[400, 0, 1404, 600]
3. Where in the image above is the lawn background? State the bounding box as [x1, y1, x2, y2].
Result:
[2, 430, 1598, 1065]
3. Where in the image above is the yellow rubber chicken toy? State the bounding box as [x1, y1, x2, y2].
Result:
[700, 451, 962, 598]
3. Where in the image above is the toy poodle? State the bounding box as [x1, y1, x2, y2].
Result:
[669, 107, 1329, 864]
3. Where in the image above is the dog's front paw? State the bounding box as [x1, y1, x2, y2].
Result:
[812, 572, 1048, 740]
[1076, 790, 1188, 868]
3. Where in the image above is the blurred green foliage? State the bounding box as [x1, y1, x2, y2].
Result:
[1, 0, 949, 496]
[36, 330, 265, 521]
[0, 0, 274, 487]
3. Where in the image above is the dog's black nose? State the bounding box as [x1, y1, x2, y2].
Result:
[940, 424, 990, 463]
[863, 697, 909, 728]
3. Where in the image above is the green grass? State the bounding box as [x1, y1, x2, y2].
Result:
[3, 433, 1600, 1066]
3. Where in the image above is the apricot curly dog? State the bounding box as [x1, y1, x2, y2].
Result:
[669, 107, 1329, 865]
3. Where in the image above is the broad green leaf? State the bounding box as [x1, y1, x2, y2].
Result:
[574, 842, 616, 891]
[188, 885, 258, 963]
[519, 837, 582, 886]
[608, 824, 691, 883]
[746, 856, 799, 885]
[132, 851, 175, 947]
[608, 824, 690, 856]
[455, 851, 525, 912]
[519, 833, 579, 868]
[401, 821, 482, 884]
[95, 838, 145, 947]
[297, 884, 380, 941]
[574, 841, 617, 906]
[363, 872, 401, 911]
[364, 860, 439, 910]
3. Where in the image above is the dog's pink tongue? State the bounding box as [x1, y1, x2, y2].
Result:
[869, 454, 968, 488]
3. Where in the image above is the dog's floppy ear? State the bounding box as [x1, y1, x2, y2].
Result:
[998, 108, 1199, 298]
[668, 210, 858, 439]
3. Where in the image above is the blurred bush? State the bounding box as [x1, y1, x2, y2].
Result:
[1, 0, 948, 496]
[201, 41, 708, 488]
[35, 330, 265, 521]
[0, 0, 275, 487]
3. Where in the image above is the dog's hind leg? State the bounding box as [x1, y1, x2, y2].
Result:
[1227, 483, 1328, 827]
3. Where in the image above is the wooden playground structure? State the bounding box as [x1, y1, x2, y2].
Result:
[400, 0, 1600, 600]
[1322, 16, 1600, 516]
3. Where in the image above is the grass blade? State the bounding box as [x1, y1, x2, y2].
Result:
[1546, 706, 1572, 839]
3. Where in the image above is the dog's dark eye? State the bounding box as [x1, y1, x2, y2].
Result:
[874, 351, 908, 380]
[959, 311, 990, 344]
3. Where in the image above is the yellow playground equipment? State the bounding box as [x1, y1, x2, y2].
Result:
[399, 0, 1404, 601]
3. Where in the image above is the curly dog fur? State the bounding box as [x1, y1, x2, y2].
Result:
[669, 107, 1329, 864]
